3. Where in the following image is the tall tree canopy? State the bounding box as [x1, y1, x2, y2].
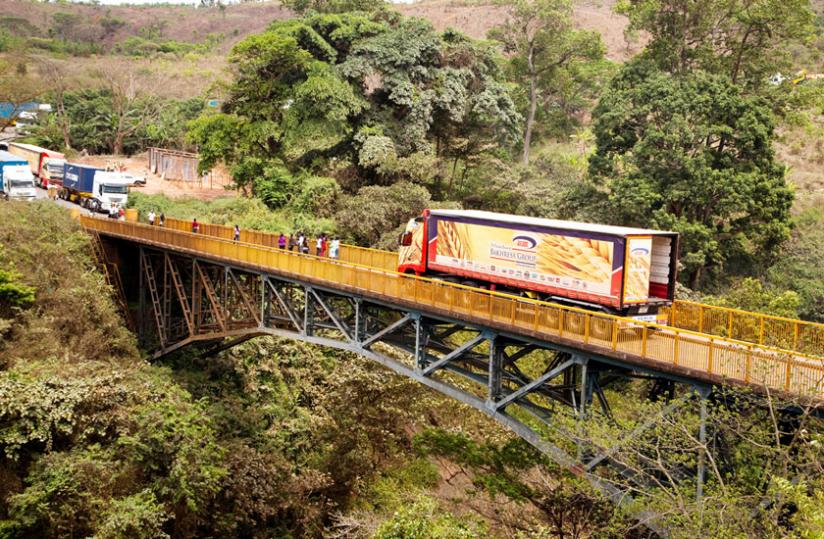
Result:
[489, 0, 604, 164]
[189, 12, 521, 205]
[589, 61, 793, 287]
[616, 0, 815, 86]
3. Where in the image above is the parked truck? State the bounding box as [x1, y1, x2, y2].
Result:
[7, 142, 66, 189]
[398, 209, 679, 323]
[0, 151, 37, 201]
[61, 163, 130, 212]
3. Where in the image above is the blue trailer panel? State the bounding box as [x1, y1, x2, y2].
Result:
[63, 163, 100, 194]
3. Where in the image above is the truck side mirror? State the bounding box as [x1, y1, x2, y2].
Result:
[399, 232, 413, 246]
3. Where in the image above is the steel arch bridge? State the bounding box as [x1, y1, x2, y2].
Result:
[83, 215, 824, 534]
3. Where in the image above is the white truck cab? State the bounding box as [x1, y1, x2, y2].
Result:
[2, 165, 37, 201]
[90, 172, 131, 211]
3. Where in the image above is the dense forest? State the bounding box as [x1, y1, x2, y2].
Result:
[2, 0, 824, 536]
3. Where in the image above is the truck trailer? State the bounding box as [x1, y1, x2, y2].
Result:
[7, 142, 66, 189]
[61, 163, 130, 212]
[398, 209, 679, 322]
[0, 151, 37, 201]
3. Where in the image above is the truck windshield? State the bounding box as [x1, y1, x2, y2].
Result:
[10, 179, 34, 189]
[103, 184, 128, 194]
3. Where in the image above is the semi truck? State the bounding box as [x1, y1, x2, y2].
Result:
[398, 209, 679, 323]
[60, 163, 131, 212]
[7, 142, 66, 188]
[0, 151, 37, 201]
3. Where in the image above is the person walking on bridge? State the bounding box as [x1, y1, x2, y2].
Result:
[288, 234, 296, 251]
[192, 218, 199, 234]
[159, 213, 165, 227]
[233, 225, 241, 242]
[330, 237, 340, 259]
[278, 233, 286, 249]
[148, 209, 156, 226]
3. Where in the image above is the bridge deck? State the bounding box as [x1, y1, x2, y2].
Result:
[83, 215, 824, 401]
[156, 217, 824, 360]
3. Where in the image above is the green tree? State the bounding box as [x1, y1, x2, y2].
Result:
[334, 181, 431, 247]
[589, 61, 793, 287]
[489, 0, 604, 164]
[188, 12, 520, 201]
[616, 0, 815, 86]
[0, 56, 41, 131]
[282, 0, 385, 14]
[766, 205, 824, 321]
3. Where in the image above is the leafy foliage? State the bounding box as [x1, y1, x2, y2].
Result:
[589, 60, 794, 286]
[702, 277, 800, 318]
[766, 204, 824, 321]
[29, 89, 203, 155]
[616, 0, 815, 87]
[373, 496, 483, 539]
[334, 181, 431, 246]
[489, 0, 606, 163]
[188, 11, 521, 204]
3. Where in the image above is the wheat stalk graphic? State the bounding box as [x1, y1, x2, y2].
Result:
[437, 221, 472, 259]
[537, 237, 612, 282]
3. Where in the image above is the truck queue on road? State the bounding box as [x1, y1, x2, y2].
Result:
[0, 141, 133, 212]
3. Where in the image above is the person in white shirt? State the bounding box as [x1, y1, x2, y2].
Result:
[148, 210, 156, 225]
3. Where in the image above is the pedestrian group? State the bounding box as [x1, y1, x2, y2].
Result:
[142, 209, 340, 258]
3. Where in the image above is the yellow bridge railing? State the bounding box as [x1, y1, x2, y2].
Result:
[662, 302, 824, 359]
[158, 217, 399, 271]
[84, 215, 824, 400]
[154, 216, 824, 359]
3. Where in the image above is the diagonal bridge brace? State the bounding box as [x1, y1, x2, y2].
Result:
[584, 393, 693, 472]
[227, 268, 261, 325]
[308, 288, 353, 342]
[492, 357, 575, 411]
[265, 279, 303, 332]
[422, 333, 487, 377]
[360, 314, 413, 349]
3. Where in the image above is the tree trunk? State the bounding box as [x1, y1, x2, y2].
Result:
[56, 97, 71, 150]
[522, 44, 537, 166]
[689, 266, 702, 289]
[113, 131, 124, 156]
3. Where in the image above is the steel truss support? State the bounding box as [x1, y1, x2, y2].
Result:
[128, 246, 726, 536]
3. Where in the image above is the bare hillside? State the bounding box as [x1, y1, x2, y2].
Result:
[398, 0, 641, 61]
[1, 0, 292, 50]
[1, 0, 638, 60]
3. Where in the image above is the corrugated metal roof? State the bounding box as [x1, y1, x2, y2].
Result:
[429, 209, 675, 237]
